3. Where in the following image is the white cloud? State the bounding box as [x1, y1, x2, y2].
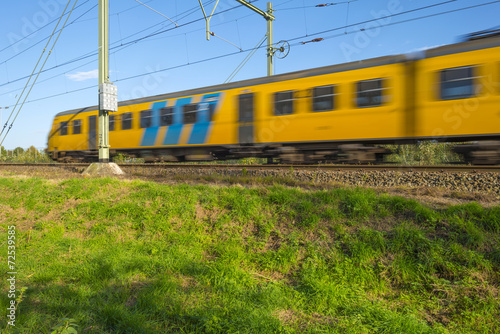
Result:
[65, 69, 98, 82]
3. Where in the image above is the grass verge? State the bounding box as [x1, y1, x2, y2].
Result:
[0, 177, 499, 333]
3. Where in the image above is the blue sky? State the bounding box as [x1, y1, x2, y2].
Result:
[0, 0, 499, 149]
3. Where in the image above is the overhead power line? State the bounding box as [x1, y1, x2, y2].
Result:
[275, 0, 358, 11]
[0, 0, 253, 90]
[0, 1, 220, 96]
[0, 0, 92, 56]
[2, 0, 76, 139]
[0, 0, 162, 62]
[3, 0, 500, 109]
[225, 34, 267, 83]
[0, 0, 216, 83]
[0, 2, 95, 65]
[134, 0, 179, 27]
[0, 0, 220, 88]
[285, 0, 497, 45]
[1, 0, 79, 146]
[0, 0, 251, 98]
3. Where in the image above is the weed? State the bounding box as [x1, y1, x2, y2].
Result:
[51, 318, 78, 334]
[384, 141, 463, 165]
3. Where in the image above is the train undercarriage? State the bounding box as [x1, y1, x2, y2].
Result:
[48, 140, 500, 165]
[49, 142, 391, 164]
[453, 141, 500, 165]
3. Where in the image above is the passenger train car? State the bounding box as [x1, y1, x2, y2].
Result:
[47, 36, 500, 164]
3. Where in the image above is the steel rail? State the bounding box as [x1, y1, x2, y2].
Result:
[1, 163, 500, 173]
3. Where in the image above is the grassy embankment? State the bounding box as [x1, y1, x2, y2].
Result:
[0, 177, 498, 333]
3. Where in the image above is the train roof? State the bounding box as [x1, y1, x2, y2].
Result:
[55, 36, 500, 118]
[426, 34, 500, 58]
[54, 54, 406, 117]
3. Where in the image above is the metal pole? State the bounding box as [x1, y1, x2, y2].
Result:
[234, 0, 275, 76]
[267, 2, 273, 76]
[98, 0, 110, 163]
[83, 0, 121, 175]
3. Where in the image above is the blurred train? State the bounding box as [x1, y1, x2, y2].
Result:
[47, 35, 500, 164]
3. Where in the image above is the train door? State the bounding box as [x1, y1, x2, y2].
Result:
[88, 115, 97, 150]
[238, 93, 254, 144]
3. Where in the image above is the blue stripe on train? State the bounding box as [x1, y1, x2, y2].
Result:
[163, 97, 192, 146]
[140, 94, 221, 147]
[140, 101, 166, 146]
[188, 93, 221, 145]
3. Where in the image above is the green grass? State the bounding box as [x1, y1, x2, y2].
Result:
[0, 177, 499, 333]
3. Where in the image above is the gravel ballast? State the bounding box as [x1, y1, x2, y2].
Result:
[120, 166, 500, 195]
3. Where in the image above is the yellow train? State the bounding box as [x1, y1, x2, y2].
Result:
[47, 35, 500, 164]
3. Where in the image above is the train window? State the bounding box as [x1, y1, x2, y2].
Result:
[204, 95, 218, 121]
[60, 121, 68, 136]
[140, 110, 153, 128]
[356, 78, 385, 108]
[203, 103, 216, 121]
[440, 66, 476, 100]
[73, 119, 81, 135]
[239, 93, 254, 122]
[122, 112, 133, 130]
[274, 91, 295, 115]
[313, 85, 336, 112]
[209, 104, 217, 121]
[160, 107, 174, 126]
[183, 104, 197, 124]
[109, 115, 115, 131]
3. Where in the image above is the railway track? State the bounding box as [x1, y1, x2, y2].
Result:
[1, 162, 500, 173]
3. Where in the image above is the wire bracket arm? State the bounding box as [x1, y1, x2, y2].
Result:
[198, 0, 221, 40]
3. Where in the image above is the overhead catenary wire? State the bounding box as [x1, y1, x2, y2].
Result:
[225, 34, 267, 83]
[111, 0, 456, 56]
[0, 0, 257, 98]
[0, 0, 79, 146]
[134, 0, 179, 27]
[112, 0, 219, 48]
[54, 0, 156, 23]
[0, 0, 158, 61]
[236, 19, 243, 47]
[0, 0, 217, 87]
[0, 0, 92, 56]
[210, 31, 243, 51]
[274, 0, 357, 11]
[114, 1, 254, 44]
[0, 2, 96, 66]
[92, 0, 500, 82]
[344, 0, 351, 34]
[284, 0, 499, 46]
[0, 0, 230, 89]
[302, 0, 308, 36]
[3, 0, 500, 109]
[0, 0, 347, 94]
[1, 0, 74, 137]
[0, 0, 262, 91]
[0, 1, 239, 100]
